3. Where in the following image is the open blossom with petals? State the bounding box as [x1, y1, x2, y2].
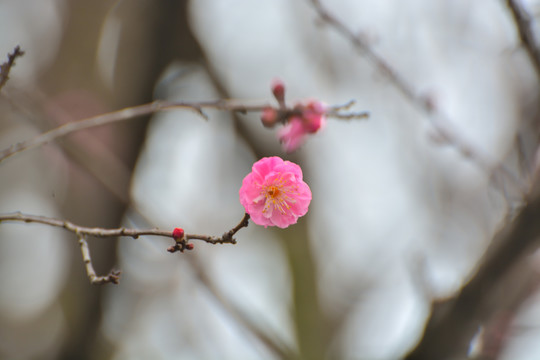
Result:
[239, 157, 312, 228]
[278, 100, 327, 152]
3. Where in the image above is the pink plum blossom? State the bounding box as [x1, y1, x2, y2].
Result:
[278, 100, 327, 152]
[239, 156, 312, 228]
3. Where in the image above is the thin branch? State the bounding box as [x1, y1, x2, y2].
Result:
[167, 213, 250, 253]
[0, 211, 251, 283]
[308, 1, 540, 358]
[78, 235, 121, 285]
[309, 0, 417, 106]
[0, 46, 24, 91]
[0, 211, 249, 245]
[0, 98, 367, 164]
[0, 211, 172, 238]
[507, 0, 540, 78]
[0, 99, 263, 164]
[187, 254, 297, 360]
[309, 0, 525, 194]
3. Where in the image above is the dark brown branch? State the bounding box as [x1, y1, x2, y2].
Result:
[0, 46, 24, 91]
[405, 186, 540, 359]
[507, 0, 540, 78]
[307, 1, 540, 357]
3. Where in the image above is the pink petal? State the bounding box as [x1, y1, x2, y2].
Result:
[278, 117, 307, 153]
[239, 156, 312, 229]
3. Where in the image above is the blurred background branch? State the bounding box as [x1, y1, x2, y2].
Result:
[1, 0, 540, 359]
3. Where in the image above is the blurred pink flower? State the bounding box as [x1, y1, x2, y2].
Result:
[278, 100, 327, 152]
[239, 156, 312, 228]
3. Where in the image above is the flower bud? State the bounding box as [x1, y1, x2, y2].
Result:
[261, 107, 278, 128]
[172, 227, 184, 240]
[302, 101, 327, 133]
[185, 243, 194, 250]
[271, 78, 285, 104]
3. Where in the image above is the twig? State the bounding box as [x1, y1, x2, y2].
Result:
[309, 0, 417, 106]
[0, 211, 248, 245]
[0, 211, 172, 238]
[309, 1, 540, 357]
[308, 0, 525, 194]
[0, 46, 24, 91]
[0, 211, 251, 283]
[507, 0, 540, 78]
[0, 97, 367, 164]
[0, 99, 264, 164]
[186, 253, 297, 359]
[167, 213, 250, 253]
[78, 235, 121, 285]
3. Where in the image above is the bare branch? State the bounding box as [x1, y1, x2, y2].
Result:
[405, 185, 540, 359]
[0, 46, 24, 91]
[167, 213, 250, 253]
[309, 0, 417, 106]
[0, 99, 263, 164]
[306, 1, 540, 357]
[187, 254, 298, 359]
[0, 97, 367, 164]
[0, 211, 251, 284]
[0, 211, 172, 239]
[308, 0, 525, 194]
[507, 0, 540, 78]
[0, 211, 249, 246]
[78, 235, 121, 285]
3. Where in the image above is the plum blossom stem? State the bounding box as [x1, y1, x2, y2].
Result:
[168, 213, 250, 253]
[0, 211, 249, 244]
[0, 99, 265, 164]
[0, 211, 251, 283]
[326, 100, 369, 120]
[0, 212, 172, 238]
[0, 98, 367, 164]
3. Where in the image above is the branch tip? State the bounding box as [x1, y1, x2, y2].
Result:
[0, 45, 25, 91]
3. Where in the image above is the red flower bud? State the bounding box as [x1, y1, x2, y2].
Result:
[271, 78, 285, 104]
[172, 227, 184, 240]
[185, 243, 194, 250]
[261, 107, 278, 128]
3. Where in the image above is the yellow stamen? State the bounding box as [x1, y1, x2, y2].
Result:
[261, 178, 299, 215]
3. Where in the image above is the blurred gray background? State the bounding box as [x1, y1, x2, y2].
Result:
[0, 0, 539, 359]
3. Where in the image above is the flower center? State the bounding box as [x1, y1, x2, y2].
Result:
[261, 179, 298, 216]
[267, 186, 280, 198]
